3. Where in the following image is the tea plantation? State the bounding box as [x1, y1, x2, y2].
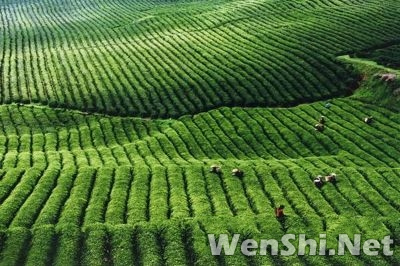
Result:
[0, 0, 400, 265]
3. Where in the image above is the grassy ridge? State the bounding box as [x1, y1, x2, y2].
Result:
[352, 44, 400, 69]
[339, 54, 400, 111]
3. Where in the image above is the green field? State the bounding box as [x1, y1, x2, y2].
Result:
[0, 0, 400, 265]
[352, 44, 400, 69]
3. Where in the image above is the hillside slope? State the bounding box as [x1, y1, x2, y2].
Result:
[0, 96, 399, 265]
[0, 0, 400, 265]
[1, 0, 400, 116]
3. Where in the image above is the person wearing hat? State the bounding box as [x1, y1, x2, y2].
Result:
[325, 173, 337, 183]
[364, 116, 373, 124]
[314, 175, 324, 188]
[232, 168, 244, 177]
[319, 116, 326, 124]
[210, 165, 221, 174]
[314, 123, 325, 132]
[275, 205, 285, 219]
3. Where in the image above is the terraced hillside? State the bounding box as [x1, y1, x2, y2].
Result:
[0, 96, 400, 265]
[1, 0, 400, 116]
[0, 0, 400, 265]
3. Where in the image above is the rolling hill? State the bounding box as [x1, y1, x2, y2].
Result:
[0, 0, 400, 265]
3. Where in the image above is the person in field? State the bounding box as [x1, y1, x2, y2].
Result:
[319, 116, 326, 124]
[325, 173, 337, 183]
[364, 116, 373, 124]
[232, 168, 244, 177]
[210, 165, 222, 174]
[314, 123, 325, 132]
[275, 205, 285, 218]
[314, 175, 324, 188]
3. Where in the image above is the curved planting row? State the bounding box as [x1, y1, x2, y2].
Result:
[0, 162, 400, 229]
[0, 214, 399, 265]
[1, 0, 400, 116]
[0, 98, 398, 170]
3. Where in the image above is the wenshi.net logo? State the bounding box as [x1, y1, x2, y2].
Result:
[208, 234, 394, 256]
